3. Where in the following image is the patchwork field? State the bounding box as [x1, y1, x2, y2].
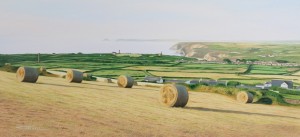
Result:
[126, 64, 247, 74]
[250, 65, 297, 75]
[1, 71, 300, 137]
[243, 74, 300, 83]
[149, 71, 247, 79]
[1, 53, 299, 85]
[172, 42, 300, 63]
[292, 70, 300, 76]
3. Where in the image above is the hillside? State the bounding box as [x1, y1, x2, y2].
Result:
[1, 53, 300, 86]
[171, 42, 300, 63]
[1, 71, 300, 137]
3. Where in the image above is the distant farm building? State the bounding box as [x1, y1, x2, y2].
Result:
[185, 80, 200, 85]
[255, 80, 293, 89]
[144, 76, 164, 84]
[271, 80, 293, 89]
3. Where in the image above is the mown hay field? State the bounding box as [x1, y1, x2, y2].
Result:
[1, 71, 300, 137]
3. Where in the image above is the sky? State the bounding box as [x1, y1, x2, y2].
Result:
[1, 0, 300, 53]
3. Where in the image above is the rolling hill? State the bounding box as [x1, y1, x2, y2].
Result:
[1, 71, 300, 137]
[171, 42, 300, 63]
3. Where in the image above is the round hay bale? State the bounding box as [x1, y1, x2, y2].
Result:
[159, 84, 189, 107]
[16, 67, 39, 83]
[66, 69, 83, 83]
[117, 75, 134, 88]
[236, 91, 253, 103]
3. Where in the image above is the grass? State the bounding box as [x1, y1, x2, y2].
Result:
[250, 65, 296, 75]
[174, 42, 300, 63]
[183, 84, 297, 106]
[223, 79, 269, 85]
[125, 64, 247, 74]
[1, 71, 300, 137]
[292, 70, 300, 76]
[243, 74, 300, 83]
[1, 53, 299, 85]
[149, 71, 249, 79]
[92, 70, 146, 77]
[282, 94, 300, 100]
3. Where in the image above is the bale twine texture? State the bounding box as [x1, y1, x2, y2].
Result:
[66, 69, 83, 83]
[117, 75, 134, 88]
[16, 67, 39, 83]
[160, 84, 189, 107]
[236, 91, 253, 103]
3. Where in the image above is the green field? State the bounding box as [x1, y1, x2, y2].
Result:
[0, 53, 299, 85]
[282, 94, 300, 100]
[250, 65, 297, 75]
[1, 53, 300, 104]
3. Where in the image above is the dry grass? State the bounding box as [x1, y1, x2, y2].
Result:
[150, 71, 300, 84]
[48, 68, 90, 73]
[243, 74, 300, 83]
[150, 71, 249, 79]
[1, 71, 300, 137]
[125, 66, 181, 71]
[125, 66, 246, 73]
[292, 71, 300, 76]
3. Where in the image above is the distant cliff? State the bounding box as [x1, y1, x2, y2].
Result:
[171, 42, 228, 61]
[171, 42, 300, 63]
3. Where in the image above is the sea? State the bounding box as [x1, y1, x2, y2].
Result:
[1, 41, 180, 55]
[97, 41, 179, 55]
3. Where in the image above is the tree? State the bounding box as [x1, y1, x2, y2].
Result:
[276, 60, 289, 63]
[227, 81, 241, 87]
[223, 58, 232, 64]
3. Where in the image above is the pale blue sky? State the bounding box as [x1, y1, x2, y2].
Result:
[1, 0, 300, 53]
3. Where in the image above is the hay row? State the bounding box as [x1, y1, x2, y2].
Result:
[14, 68, 255, 108]
[39, 66, 47, 75]
[96, 77, 113, 83]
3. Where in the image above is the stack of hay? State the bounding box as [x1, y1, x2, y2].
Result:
[66, 69, 83, 83]
[16, 67, 39, 83]
[117, 75, 134, 88]
[159, 84, 189, 107]
[3, 63, 18, 72]
[236, 91, 253, 103]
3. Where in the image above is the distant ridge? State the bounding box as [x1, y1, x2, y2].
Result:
[171, 42, 300, 63]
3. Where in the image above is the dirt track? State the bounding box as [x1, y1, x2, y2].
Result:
[1, 71, 300, 137]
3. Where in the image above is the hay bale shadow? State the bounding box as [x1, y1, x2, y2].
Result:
[255, 97, 273, 105]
